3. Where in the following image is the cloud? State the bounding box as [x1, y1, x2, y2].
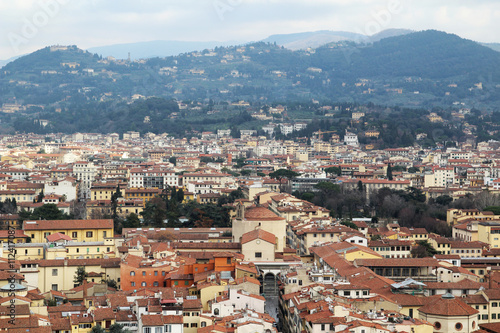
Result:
[1, 0, 500, 60]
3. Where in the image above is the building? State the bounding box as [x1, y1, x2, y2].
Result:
[23, 219, 114, 243]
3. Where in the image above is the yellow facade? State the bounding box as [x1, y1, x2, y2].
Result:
[199, 284, 226, 311]
[478, 223, 500, 249]
[24, 219, 114, 243]
[33, 259, 120, 293]
[344, 250, 382, 261]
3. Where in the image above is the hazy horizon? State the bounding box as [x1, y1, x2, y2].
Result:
[2, 0, 500, 60]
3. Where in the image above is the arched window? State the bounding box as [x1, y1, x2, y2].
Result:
[434, 322, 441, 330]
[214, 308, 219, 315]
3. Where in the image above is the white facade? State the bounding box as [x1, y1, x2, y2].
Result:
[72, 162, 98, 199]
[44, 179, 77, 202]
[343, 132, 359, 147]
[212, 290, 265, 317]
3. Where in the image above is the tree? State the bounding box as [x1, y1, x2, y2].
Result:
[484, 206, 500, 215]
[240, 169, 252, 176]
[108, 323, 128, 333]
[340, 221, 359, 230]
[169, 156, 177, 166]
[386, 164, 393, 181]
[91, 325, 105, 333]
[29, 204, 70, 220]
[37, 189, 44, 203]
[314, 182, 341, 193]
[141, 197, 167, 227]
[435, 195, 453, 206]
[123, 213, 140, 228]
[324, 166, 341, 177]
[74, 266, 87, 287]
[475, 192, 500, 210]
[269, 169, 300, 193]
[411, 240, 438, 258]
[176, 188, 184, 203]
[104, 279, 118, 289]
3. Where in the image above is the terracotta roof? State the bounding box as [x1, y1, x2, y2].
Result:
[23, 219, 113, 230]
[241, 229, 276, 244]
[141, 314, 183, 326]
[244, 206, 284, 220]
[418, 295, 478, 316]
[46, 232, 72, 242]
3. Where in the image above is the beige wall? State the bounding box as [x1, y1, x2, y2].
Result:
[241, 239, 275, 261]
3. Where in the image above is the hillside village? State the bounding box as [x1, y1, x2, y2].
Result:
[2, 130, 500, 333]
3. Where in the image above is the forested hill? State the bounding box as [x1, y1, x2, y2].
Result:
[1, 30, 500, 133]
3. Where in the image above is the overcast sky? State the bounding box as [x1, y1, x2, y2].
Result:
[1, 0, 500, 60]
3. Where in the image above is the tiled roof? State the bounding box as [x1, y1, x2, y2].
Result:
[241, 229, 276, 244]
[23, 219, 113, 230]
[418, 295, 478, 316]
[141, 314, 183, 326]
[46, 232, 72, 242]
[244, 206, 284, 220]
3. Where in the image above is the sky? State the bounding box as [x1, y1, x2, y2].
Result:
[1, 0, 500, 60]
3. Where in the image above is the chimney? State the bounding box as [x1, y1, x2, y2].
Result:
[83, 279, 88, 300]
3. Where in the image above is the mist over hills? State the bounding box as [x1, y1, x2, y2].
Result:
[87, 40, 241, 60]
[261, 28, 414, 50]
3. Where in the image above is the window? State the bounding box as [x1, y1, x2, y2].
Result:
[52, 269, 58, 276]
[164, 325, 172, 333]
[227, 258, 231, 265]
[493, 314, 497, 320]
[144, 328, 151, 333]
[143, 271, 146, 276]
[190, 323, 198, 328]
[153, 281, 159, 287]
[131, 282, 135, 287]
[154, 271, 158, 276]
[344, 291, 351, 296]
[103, 231, 107, 238]
[455, 323, 463, 331]
[86, 231, 93, 238]
[130, 271, 135, 276]
[51, 284, 58, 291]
[255, 252, 262, 258]
[434, 322, 441, 330]
[201, 322, 207, 328]
[142, 282, 147, 287]
[482, 314, 489, 320]
[493, 302, 498, 307]
[321, 324, 325, 331]
[185, 281, 189, 286]
[174, 281, 178, 286]
[214, 308, 219, 315]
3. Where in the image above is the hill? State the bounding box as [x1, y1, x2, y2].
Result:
[261, 29, 413, 50]
[1, 30, 500, 136]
